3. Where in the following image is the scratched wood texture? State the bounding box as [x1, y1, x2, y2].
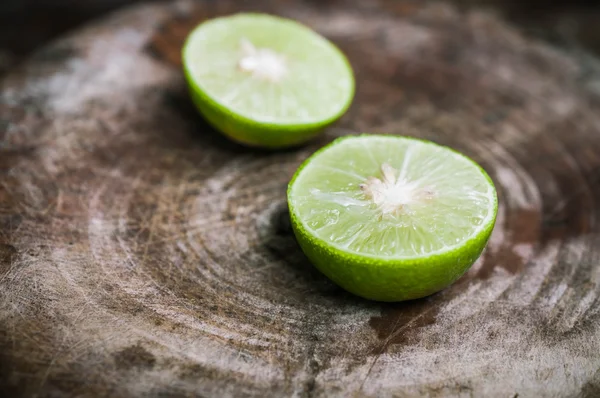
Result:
[1, 0, 600, 397]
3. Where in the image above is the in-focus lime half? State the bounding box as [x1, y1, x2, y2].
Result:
[288, 134, 498, 302]
[182, 13, 355, 148]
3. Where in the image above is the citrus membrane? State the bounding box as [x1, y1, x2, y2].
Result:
[288, 134, 498, 302]
[182, 13, 355, 148]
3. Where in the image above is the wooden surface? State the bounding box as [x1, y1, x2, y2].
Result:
[1, 0, 600, 396]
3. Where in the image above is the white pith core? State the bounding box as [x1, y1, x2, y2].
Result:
[238, 38, 287, 82]
[360, 163, 436, 216]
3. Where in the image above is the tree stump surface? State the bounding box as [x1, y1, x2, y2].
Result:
[1, 1, 600, 397]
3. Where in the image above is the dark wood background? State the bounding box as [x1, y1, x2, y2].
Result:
[1, 0, 600, 397]
[2, 0, 600, 75]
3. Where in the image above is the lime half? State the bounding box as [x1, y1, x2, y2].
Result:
[288, 135, 498, 302]
[182, 13, 355, 148]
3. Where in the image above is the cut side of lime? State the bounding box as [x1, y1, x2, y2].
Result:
[288, 134, 498, 302]
[182, 13, 355, 148]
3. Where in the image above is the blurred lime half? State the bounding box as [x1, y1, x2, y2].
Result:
[182, 13, 355, 148]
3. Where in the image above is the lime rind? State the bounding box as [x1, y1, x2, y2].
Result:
[290, 213, 494, 301]
[186, 84, 328, 148]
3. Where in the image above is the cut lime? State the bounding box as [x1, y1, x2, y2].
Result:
[288, 135, 498, 302]
[182, 13, 355, 148]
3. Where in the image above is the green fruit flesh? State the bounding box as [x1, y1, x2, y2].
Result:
[183, 13, 355, 148]
[288, 134, 498, 302]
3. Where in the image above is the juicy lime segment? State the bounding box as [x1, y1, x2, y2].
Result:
[288, 135, 498, 301]
[182, 13, 355, 148]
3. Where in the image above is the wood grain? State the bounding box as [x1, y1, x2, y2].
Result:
[1, 0, 600, 396]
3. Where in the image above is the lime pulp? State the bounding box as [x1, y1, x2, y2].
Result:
[287, 134, 498, 302]
[182, 13, 355, 148]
